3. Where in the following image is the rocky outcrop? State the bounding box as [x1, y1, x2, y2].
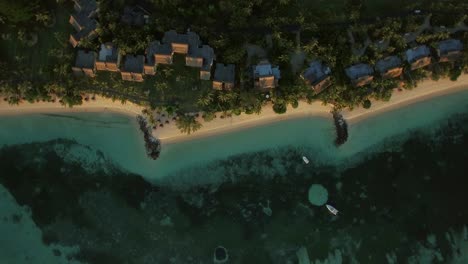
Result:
[137, 115, 161, 159]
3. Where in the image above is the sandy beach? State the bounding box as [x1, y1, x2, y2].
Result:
[155, 74, 468, 144]
[1, 74, 468, 144]
[0, 96, 145, 117]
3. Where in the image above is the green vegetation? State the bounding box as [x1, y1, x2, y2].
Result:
[175, 115, 202, 135]
[1, 0, 468, 124]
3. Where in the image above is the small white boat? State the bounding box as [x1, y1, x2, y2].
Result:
[326, 204, 339, 215]
[302, 156, 309, 164]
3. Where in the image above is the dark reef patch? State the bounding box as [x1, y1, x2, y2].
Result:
[0, 113, 468, 263]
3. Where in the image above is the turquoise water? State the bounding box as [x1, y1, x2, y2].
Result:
[0, 91, 468, 263]
[1, 91, 467, 184]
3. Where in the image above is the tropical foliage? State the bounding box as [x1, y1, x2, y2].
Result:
[175, 115, 202, 135]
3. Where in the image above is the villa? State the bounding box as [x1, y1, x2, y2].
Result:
[301, 61, 332, 94]
[121, 55, 145, 82]
[162, 30, 201, 54]
[345, 63, 374, 87]
[69, 0, 98, 48]
[186, 45, 215, 80]
[144, 41, 160, 75]
[436, 39, 463, 63]
[71, 50, 96, 77]
[213, 64, 235, 90]
[375, 56, 403, 79]
[95, 43, 121, 72]
[148, 41, 173, 65]
[253, 60, 281, 90]
[154, 30, 214, 80]
[406, 45, 431, 70]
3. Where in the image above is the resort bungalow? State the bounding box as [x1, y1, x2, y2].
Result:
[213, 64, 235, 90]
[71, 50, 96, 77]
[69, 0, 98, 48]
[186, 45, 215, 80]
[345, 63, 374, 87]
[144, 41, 159, 75]
[436, 39, 463, 62]
[405, 45, 431, 70]
[121, 55, 145, 82]
[375, 56, 403, 79]
[148, 41, 173, 65]
[253, 60, 281, 90]
[95, 43, 121, 72]
[162, 30, 201, 54]
[301, 60, 332, 94]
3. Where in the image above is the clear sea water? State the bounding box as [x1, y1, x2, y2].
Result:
[0, 91, 467, 263]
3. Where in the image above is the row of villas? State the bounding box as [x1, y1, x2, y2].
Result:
[69, 0, 278, 91]
[69, 0, 463, 94]
[303, 39, 464, 94]
[346, 40, 463, 88]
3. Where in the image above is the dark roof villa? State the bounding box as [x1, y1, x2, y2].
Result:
[95, 43, 121, 71]
[162, 30, 201, 54]
[186, 45, 215, 80]
[253, 60, 281, 90]
[345, 63, 374, 87]
[301, 61, 332, 94]
[213, 64, 235, 90]
[69, 0, 98, 48]
[375, 56, 403, 79]
[406, 45, 431, 70]
[72, 50, 96, 77]
[436, 39, 463, 62]
[121, 55, 145, 82]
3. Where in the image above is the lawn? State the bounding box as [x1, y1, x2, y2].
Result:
[87, 54, 212, 112]
[149, 54, 212, 112]
[0, 6, 73, 80]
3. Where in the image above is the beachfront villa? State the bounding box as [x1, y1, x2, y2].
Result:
[375, 56, 403, 79]
[69, 0, 98, 48]
[121, 55, 145, 82]
[162, 30, 201, 54]
[144, 42, 159, 75]
[436, 39, 464, 63]
[345, 63, 374, 87]
[72, 50, 96, 77]
[147, 41, 172, 65]
[301, 61, 332, 94]
[95, 43, 121, 72]
[406, 45, 431, 70]
[253, 60, 281, 90]
[213, 64, 236, 90]
[186, 45, 215, 80]
[158, 30, 215, 80]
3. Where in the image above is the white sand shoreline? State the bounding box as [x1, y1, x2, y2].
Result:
[1, 74, 467, 145]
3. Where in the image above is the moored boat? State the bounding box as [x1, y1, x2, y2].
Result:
[302, 156, 309, 164]
[326, 204, 339, 215]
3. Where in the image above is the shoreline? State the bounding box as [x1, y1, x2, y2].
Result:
[343, 74, 468, 124]
[1, 74, 468, 145]
[0, 96, 144, 118]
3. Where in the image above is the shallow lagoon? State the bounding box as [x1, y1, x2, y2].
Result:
[0, 91, 467, 184]
[0, 90, 468, 263]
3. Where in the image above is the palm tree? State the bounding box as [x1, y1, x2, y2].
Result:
[176, 115, 202, 135]
[217, 92, 232, 104]
[197, 91, 214, 108]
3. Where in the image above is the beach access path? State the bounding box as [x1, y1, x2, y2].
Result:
[1, 74, 468, 144]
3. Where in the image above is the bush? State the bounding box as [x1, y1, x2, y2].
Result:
[202, 112, 216, 122]
[273, 103, 287, 114]
[363, 99, 371, 109]
[291, 99, 299, 109]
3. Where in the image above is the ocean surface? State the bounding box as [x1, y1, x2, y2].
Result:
[0, 90, 468, 263]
